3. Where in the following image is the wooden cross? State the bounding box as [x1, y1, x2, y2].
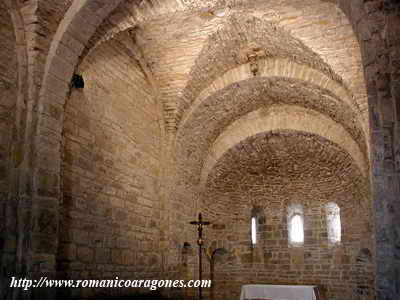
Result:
[190, 213, 210, 300]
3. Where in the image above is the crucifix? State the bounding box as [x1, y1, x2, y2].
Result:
[190, 213, 210, 300]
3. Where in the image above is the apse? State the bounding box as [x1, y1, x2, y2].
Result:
[201, 130, 372, 300]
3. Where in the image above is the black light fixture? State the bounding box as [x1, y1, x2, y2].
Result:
[71, 73, 84, 89]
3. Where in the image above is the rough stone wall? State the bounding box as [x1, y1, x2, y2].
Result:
[59, 38, 163, 298]
[180, 14, 349, 115]
[341, 2, 400, 299]
[0, 4, 18, 298]
[176, 78, 368, 187]
[200, 132, 374, 300]
[84, 0, 367, 134]
[0, 2, 17, 209]
[204, 194, 373, 300]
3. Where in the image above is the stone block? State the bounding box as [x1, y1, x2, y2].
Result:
[121, 249, 135, 265]
[95, 247, 110, 264]
[37, 169, 59, 198]
[77, 246, 94, 263]
[59, 243, 76, 261]
[111, 249, 122, 265]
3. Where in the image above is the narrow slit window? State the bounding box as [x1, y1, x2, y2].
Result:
[251, 216, 257, 245]
[325, 202, 341, 245]
[290, 214, 304, 243]
[288, 204, 304, 246]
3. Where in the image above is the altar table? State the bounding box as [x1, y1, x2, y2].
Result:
[240, 284, 318, 300]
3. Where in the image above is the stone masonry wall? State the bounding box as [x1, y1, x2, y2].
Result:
[59, 38, 163, 298]
[199, 131, 374, 300]
[0, 4, 18, 299]
[0, 2, 17, 213]
[202, 186, 373, 300]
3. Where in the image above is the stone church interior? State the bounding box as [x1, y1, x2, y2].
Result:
[0, 0, 399, 300]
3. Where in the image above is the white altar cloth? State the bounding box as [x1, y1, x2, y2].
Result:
[240, 284, 318, 300]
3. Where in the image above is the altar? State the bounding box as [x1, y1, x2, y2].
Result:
[240, 284, 319, 300]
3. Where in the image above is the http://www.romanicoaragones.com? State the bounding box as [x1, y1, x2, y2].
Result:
[9, 277, 212, 291]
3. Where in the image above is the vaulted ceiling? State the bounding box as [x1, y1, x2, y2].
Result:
[75, 0, 371, 210]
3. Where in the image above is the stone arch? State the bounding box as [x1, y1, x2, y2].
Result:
[33, 0, 127, 213]
[0, 1, 29, 299]
[80, 1, 369, 139]
[58, 33, 165, 297]
[179, 58, 368, 141]
[23, 1, 125, 297]
[174, 75, 369, 201]
[40, 0, 123, 109]
[201, 125, 373, 299]
[34, 2, 382, 193]
[1, 0, 29, 176]
[81, 0, 192, 62]
[176, 4, 368, 133]
[200, 105, 368, 186]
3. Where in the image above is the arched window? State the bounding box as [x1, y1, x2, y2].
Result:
[288, 204, 304, 246]
[251, 216, 257, 246]
[250, 206, 262, 247]
[325, 202, 341, 245]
